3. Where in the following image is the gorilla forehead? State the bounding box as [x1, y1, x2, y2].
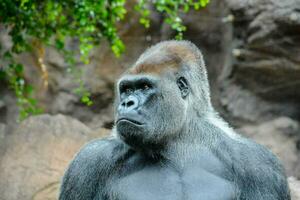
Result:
[129, 40, 199, 75]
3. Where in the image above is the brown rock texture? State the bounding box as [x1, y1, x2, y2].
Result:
[221, 0, 300, 122]
[0, 114, 109, 200]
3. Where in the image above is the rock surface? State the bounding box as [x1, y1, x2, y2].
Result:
[0, 0, 300, 199]
[221, 0, 300, 122]
[0, 114, 109, 200]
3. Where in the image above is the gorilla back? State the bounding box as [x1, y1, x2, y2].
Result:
[59, 41, 290, 200]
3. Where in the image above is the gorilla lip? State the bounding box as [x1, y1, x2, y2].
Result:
[117, 118, 144, 126]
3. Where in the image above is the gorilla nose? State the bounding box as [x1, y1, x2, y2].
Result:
[120, 95, 139, 111]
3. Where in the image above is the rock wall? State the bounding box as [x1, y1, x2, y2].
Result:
[222, 0, 300, 122]
[0, 0, 300, 199]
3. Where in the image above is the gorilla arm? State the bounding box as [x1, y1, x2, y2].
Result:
[59, 138, 121, 200]
[231, 139, 290, 200]
[207, 118, 290, 199]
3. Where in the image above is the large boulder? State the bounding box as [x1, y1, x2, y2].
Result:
[0, 114, 110, 200]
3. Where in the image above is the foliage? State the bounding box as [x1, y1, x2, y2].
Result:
[135, 0, 210, 39]
[0, 0, 209, 120]
[1, 57, 43, 120]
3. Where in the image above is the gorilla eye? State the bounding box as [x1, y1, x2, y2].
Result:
[137, 81, 152, 91]
[120, 84, 133, 94]
[125, 87, 133, 94]
[142, 83, 150, 90]
[177, 77, 189, 98]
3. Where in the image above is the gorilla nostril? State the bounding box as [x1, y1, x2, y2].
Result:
[127, 100, 134, 107]
[120, 96, 139, 110]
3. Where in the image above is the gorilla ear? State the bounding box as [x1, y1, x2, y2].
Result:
[177, 77, 189, 98]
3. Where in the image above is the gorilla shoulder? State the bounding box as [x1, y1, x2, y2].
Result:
[59, 137, 125, 200]
[231, 137, 290, 199]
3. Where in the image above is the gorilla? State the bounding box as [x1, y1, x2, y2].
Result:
[59, 41, 290, 200]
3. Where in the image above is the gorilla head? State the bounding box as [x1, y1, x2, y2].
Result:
[115, 41, 213, 152]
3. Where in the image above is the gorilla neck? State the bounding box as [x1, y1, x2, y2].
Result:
[159, 113, 225, 165]
[122, 112, 220, 160]
[118, 131, 167, 159]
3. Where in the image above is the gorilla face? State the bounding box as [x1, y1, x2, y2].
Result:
[115, 73, 189, 150]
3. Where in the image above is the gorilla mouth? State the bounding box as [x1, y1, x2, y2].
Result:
[117, 118, 144, 126]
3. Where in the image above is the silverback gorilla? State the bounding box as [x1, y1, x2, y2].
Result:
[59, 41, 290, 200]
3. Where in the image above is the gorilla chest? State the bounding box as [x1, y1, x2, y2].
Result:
[111, 164, 236, 200]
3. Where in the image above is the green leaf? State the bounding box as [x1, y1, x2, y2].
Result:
[0, 70, 6, 80]
[55, 39, 64, 49]
[15, 64, 24, 73]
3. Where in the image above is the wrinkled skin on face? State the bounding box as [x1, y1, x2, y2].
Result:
[115, 72, 188, 151]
